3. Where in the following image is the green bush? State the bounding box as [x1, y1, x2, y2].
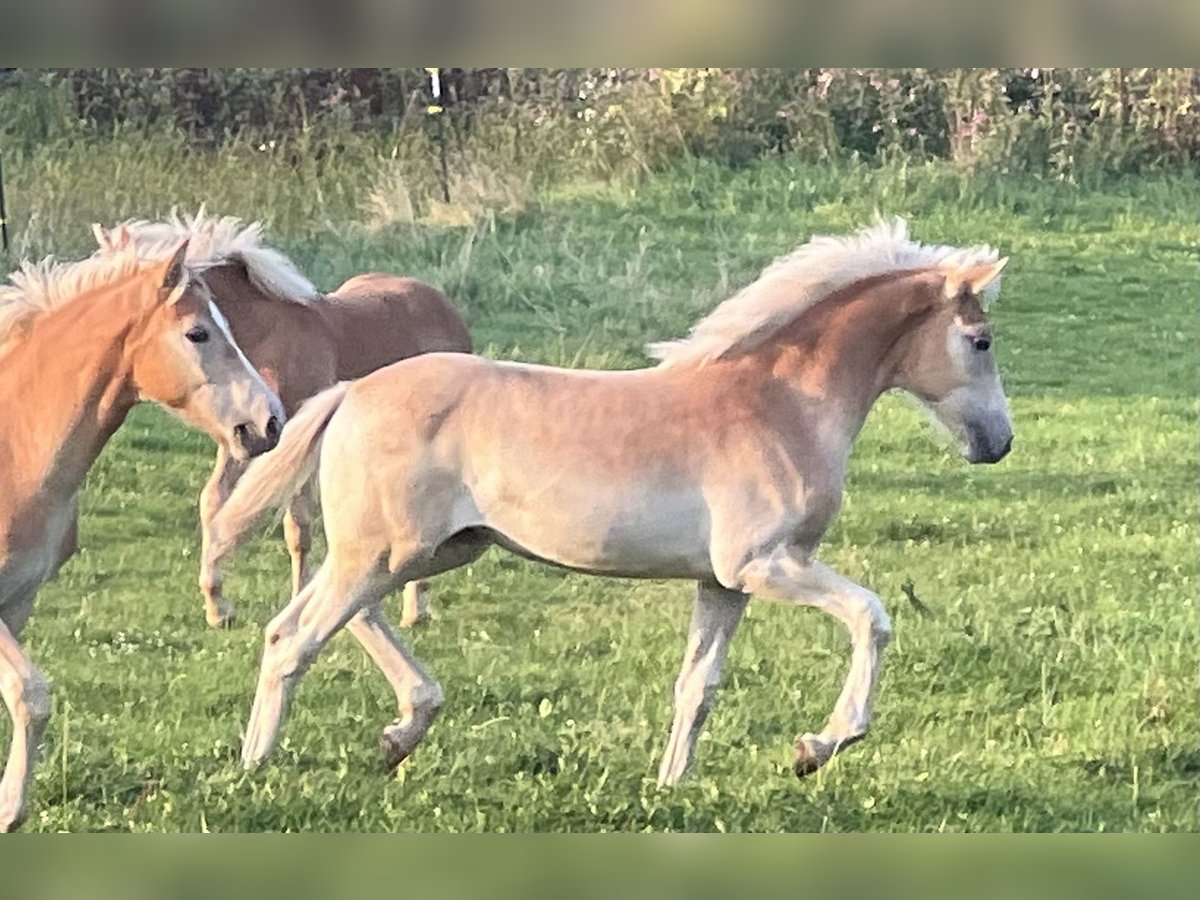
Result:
[21, 68, 1191, 177]
[0, 68, 1195, 243]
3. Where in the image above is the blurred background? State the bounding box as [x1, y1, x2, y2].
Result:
[1, 67, 1197, 254]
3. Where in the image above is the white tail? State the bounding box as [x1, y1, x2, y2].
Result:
[207, 381, 351, 567]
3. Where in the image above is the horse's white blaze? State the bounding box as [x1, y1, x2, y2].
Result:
[207, 298, 284, 430]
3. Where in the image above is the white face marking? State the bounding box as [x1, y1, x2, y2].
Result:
[204, 298, 284, 429]
[208, 300, 240, 357]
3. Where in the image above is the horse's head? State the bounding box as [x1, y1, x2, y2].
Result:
[125, 239, 284, 460]
[895, 258, 1013, 464]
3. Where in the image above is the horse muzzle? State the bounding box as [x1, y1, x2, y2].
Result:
[233, 413, 283, 458]
[965, 429, 1013, 465]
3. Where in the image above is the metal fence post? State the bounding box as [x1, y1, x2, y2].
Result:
[0, 149, 9, 253]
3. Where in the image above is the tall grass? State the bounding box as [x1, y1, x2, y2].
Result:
[8, 69, 1198, 181]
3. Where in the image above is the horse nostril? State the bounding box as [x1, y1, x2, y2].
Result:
[266, 415, 281, 439]
[233, 423, 250, 440]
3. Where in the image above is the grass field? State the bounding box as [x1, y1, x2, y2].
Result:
[2, 152, 1197, 831]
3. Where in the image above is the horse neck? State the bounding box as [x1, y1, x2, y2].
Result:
[760, 271, 938, 443]
[202, 264, 322, 353]
[0, 290, 142, 502]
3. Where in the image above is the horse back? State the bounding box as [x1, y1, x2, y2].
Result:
[322, 275, 471, 381]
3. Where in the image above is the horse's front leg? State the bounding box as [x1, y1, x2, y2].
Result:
[657, 582, 747, 786]
[739, 549, 892, 777]
[0, 618, 51, 832]
[282, 480, 315, 599]
[347, 604, 443, 769]
[399, 581, 430, 628]
[198, 446, 247, 628]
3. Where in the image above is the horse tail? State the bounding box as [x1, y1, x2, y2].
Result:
[208, 381, 351, 566]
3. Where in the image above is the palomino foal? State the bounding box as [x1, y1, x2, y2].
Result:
[93, 210, 471, 628]
[213, 219, 1013, 785]
[0, 240, 282, 830]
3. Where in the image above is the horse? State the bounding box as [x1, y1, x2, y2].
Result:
[0, 239, 283, 831]
[92, 210, 472, 629]
[210, 219, 1013, 786]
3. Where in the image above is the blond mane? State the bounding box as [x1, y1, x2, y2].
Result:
[96, 207, 319, 305]
[0, 245, 178, 346]
[647, 218, 1002, 367]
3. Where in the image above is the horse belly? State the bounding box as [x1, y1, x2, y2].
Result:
[480, 482, 714, 580]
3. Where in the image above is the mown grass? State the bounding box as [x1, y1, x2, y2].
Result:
[2, 143, 1197, 831]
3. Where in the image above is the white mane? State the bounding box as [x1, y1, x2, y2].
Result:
[647, 218, 1002, 367]
[0, 246, 174, 345]
[97, 207, 319, 305]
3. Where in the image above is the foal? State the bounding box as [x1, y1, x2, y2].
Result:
[0, 240, 282, 830]
[93, 210, 471, 628]
[213, 219, 1013, 785]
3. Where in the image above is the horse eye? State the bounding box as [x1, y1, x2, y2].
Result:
[973, 337, 991, 352]
[186, 326, 210, 344]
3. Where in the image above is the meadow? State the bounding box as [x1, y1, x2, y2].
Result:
[1, 141, 1196, 831]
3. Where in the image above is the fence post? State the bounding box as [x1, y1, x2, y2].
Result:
[0, 149, 9, 253]
[427, 68, 451, 204]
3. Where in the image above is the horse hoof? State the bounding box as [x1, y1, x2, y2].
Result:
[379, 701, 441, 772]
[792, 739, 825, 779]
[792, 731, 867, 779]
[379, 728, 414, 772]
[206, 607, 237, 629]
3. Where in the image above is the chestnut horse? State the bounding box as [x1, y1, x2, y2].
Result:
[93, 211, 471, 628]
[0, 241, 282, 830]
[212, 220, 1013, 785]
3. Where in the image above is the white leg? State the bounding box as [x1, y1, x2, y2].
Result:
[347, 605, 443, 768]
[198, 447, 247, 628]
[0, 618, 51, 832]
[282, 482, 315, 598]
[399, 580, 430, 628]
[739, 550, 892, 776]
[657, 582, 748, 787]
[242, 563, 386, 768]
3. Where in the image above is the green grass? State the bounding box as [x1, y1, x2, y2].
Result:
[2, 148, 1197, 831]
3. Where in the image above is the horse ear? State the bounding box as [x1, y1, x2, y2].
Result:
[98, 223, 133, 251]
[943, 257, 1008, 299]
[159, 238, 191, 305]
[91, 223, 112, 251]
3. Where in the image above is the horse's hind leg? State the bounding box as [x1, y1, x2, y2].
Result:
[282, 480, 315, 597]
[347, 605, 442, 769]
[657, 582, 748, 787]
[356, 530, 490, 761]
[399, 580, 430, 628]
[0, 618, 51, 832]
[739, 549, 892, 777]
[198, 447, 247, 628]
[242, 561, 387, 768]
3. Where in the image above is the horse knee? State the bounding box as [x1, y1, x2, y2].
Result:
[263, 622, 320, 683]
